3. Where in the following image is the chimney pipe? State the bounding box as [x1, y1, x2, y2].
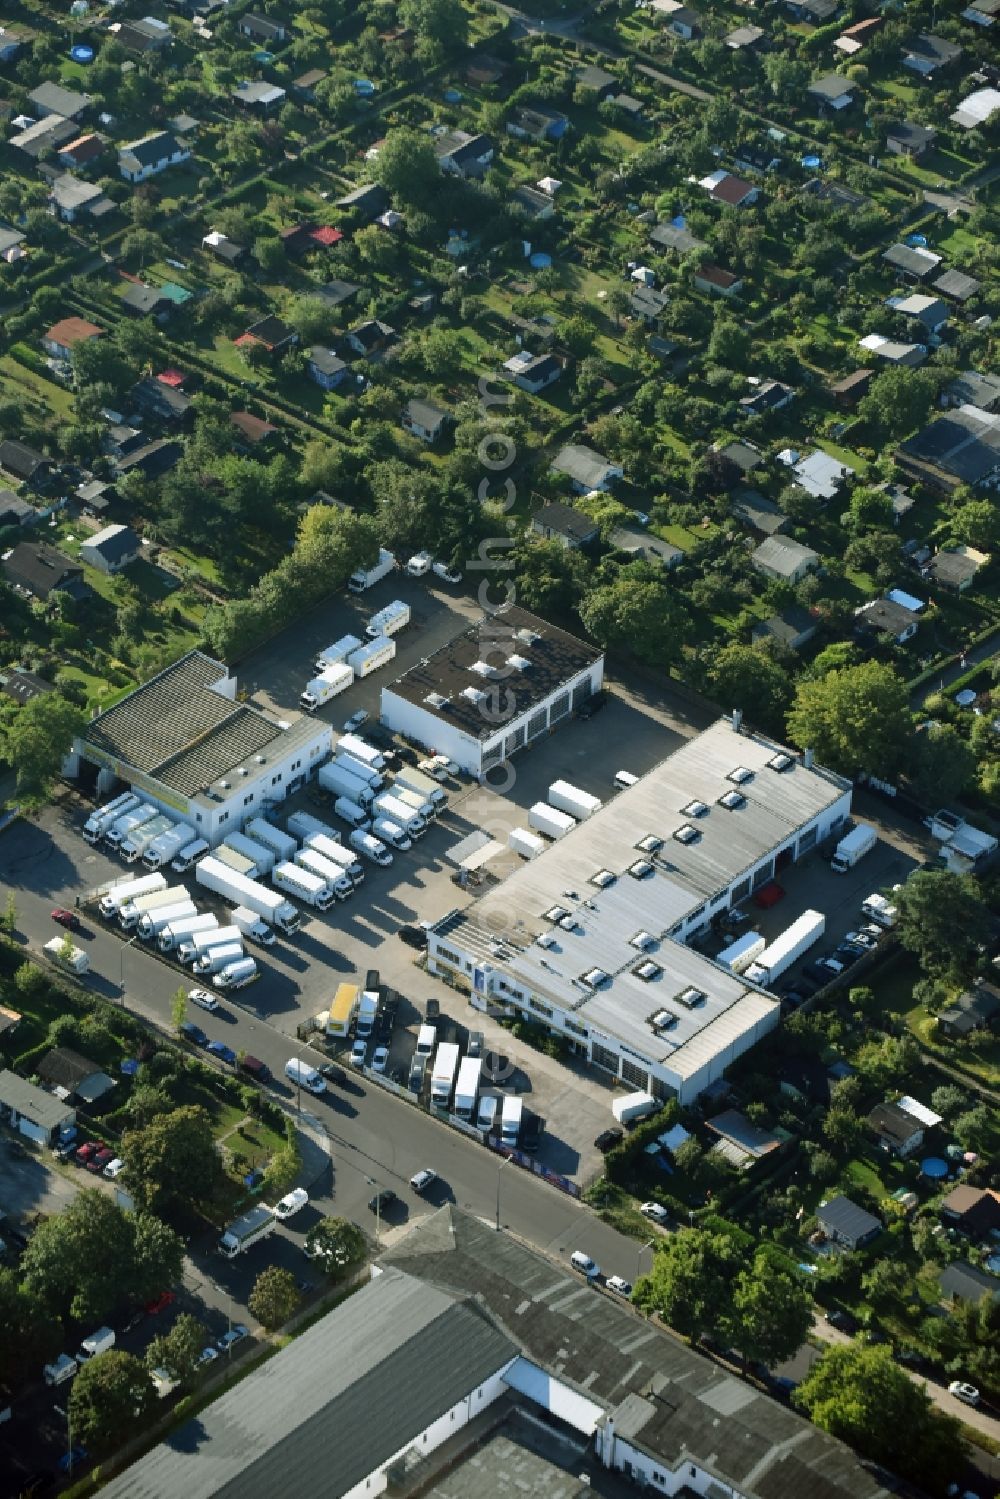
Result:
[731, 709, 743, 733]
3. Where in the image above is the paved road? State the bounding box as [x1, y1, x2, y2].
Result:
[910, 627, 1000, 708]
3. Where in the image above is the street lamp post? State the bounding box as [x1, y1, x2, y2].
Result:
[119, 933, 139, 1006]
[495, 1157, 511, 1233]
[637, 1238, 656, 1284]
[366, 1176, 381, 1244]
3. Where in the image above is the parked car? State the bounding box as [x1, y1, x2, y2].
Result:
[398, 924, 428, 949]
[196, 1345, 219, 1369]
[844, 929, 878, 950]
[273, 1188, 309, 1220]
[594, 1128, 623, 1153]
[521, 1112, 542, 1153]
[217, 1324, 249, 1353]
[319, 1063, 347, 1085]
[576, 692, 607, 720]
[350, 1040, 367, 1068]
[368, 1188, 398, 1214]
[467, 1031, 483, 1059]
[371, 1045, 389, 1074]
[570, 1251, 601, 1279]
[206, 1041, 237, 1065]
[948, 1381, 980, 1407]
[343, 710, 369, 733]
[57, 1447, 88, 1476]
[145, 1290, 176, 1315]
[606, 1275, 632, 1298]
[432, 562, 462, 585]
[87, 1147, 115, 1175]
[188, 988, 219, 1013]
[74, 1142, 100, 1167]
[50, 908, 80, 931]
[409, 1169, 436, 1194]
[103, 1157, 125, 1179]
[825, 1309, 858, 1334]
[180, 1022, 209, 1047]
[640, 1201, 670, 1224]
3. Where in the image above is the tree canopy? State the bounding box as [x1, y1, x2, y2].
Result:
[303, 1217, 368, 1277]
[248, 1266, 301, 1329]
[122, 1104, 223, 1216]
[69, 1350, 157, 1457]
[0, 693, 86, 806]
[786, 661, 912, 778]
[894, 868, 992, 984]
[371, 128, 442, 210]
[579, 574, 688, 667]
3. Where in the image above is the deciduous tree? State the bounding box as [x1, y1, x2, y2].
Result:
[894, 869, 991, 984]
[145, 1313, 207, 1386]
[304, 1217, 368, 1277]
[579, 575, 688, 667]
[122, 1105, 222, 1216]
[702, 643, 792, 735]
[906, 723, 976, 807]
[1, 692, 86, 806]
[69, 1350, 156, 1456]
[730, 1250, 812, 1366]
[637, 1228, 740, 1342]
[248, 1266, 300, 1330]
[786, 661, 911, 777]
[371, 128, 441, 210]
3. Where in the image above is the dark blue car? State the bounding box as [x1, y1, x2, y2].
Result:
[180, 1022, 208, 1047]
[57, 1446, 88, 1475]
[207, 1041, 236, 1065]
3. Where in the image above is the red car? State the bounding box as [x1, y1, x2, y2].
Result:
[145, 1290, 176, 1315]
[75, 1141, 99, 1166]
[87, 1147, 116, 1175]
[51, 907, 80, 931]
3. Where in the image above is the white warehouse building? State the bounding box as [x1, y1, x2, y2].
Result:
[427, 717, 853, 1103]
[72, 650, 332, 845]
[380, 605, 604, 778]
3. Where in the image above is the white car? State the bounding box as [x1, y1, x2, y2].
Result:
[948, 1381, 980, 1407]
[429, 754, 461, 776]
[343, 710, 369, 733]
[103, 1157, 125, 1180]
[570, 1251, 601, 1279]
[640, 1201, 669, 1224]
[372, 1045, 389, 1073]
[418, 758, 451, 782]
[410, 1168, 436, 1194]
[606, 1275, 633, 1298]
[349, 1040, 367, 1068]
[188, 988, 219, 1012]
[432, 561, 462, 584]
[273, 1187, 309, 1220]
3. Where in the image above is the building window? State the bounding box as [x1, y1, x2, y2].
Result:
[292, 759, 301, 771]
[194, 813, 202, 825]
[621, 1057, 648, 1090]
[591, 1042, 618, 1074]
[564, 1018, 588, 1037]
[243, 794, 254, 807]
[549, 691, 569, 722]
[527, 707, 547, 741]
[529, 996, 553, 1018]
[650, 1076, 676, 1102]
[732, 877, 751, 902]
[482, 742, 503, 769]
[437, 945, 461, 966]
[218, 811, 229, 825]
[799, 824, 817, 853]
[271, 773, 282, 786]
[751, 863, 772, 889]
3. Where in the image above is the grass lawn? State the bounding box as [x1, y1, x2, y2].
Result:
[0, 356, 77, 423]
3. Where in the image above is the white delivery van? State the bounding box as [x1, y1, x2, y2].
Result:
[614, 770, 638, 791]
[476, 1094, 498, 1132]
[501, 1094, 522, 1147]
[284, 1058, 326, 1095]
[77, 1327, 115, 1363]
[43, 1354, 78, 1387]
[415, 1023, 436, 1057]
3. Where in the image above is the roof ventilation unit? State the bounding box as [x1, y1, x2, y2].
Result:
[469, 660, 495, 678]
[537, 931, 558, 949]
[630, 930, 655, 950]
[515, 628, 540, 645]
[682, 799, 709, 818]
[425, 692, 450, 709]
[673, 824, 699, 845]
[558, 915, 580, 933]
[728, 766, 753, 785]
[237, 767, 249, 777]
[651, 1008, 677, 1029]
[718, 790, 746, 811]
[590, 869, 616, 888]
[255, 755, 266, 765]
[635, 833, 663, 854]
[579, 967, 610, 989]
[675, 985, 706, 1008]
[634, 961, 663, 982]
[461, 686, 488, 705]
[544, 904, 571, 924]
[628, 859, 655, 880]
[507, 653, 531, 671]
[767, 752, 793, 772]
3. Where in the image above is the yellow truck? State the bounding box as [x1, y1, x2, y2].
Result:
[325, 983, 359, 1039]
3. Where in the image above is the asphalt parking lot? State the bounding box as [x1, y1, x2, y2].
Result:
[0, 1141, 82, 1229]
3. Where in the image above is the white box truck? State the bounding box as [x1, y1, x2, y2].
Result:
[99, 872, 167, 919]
[372, 792, 426, 836]
[218, 1204, 276, 1259]
[144, 822, 196, 871]
[611, 1091, 657, 1126]
[83, 792, 139, 844]
[744, 909, 826, 987]
[349, 828, 392, 865]
[170, 837, 209, 873]
[43, 937, 89, 976]
[319, 762, 377, 807]
[862, 892, 898, 928]
[192, 941, 245, 976]
[501, 1094, 523, 1146]
[356, 989, 379, 1039]
[346, 635, 396, 678]
[415, 1022, 436, 1057]
[178, 924, 242, 965]
[335, 752, 383, 788]
[372, 815, 412, 851]
[231, 906, 276, 946]
[213, 956, 258, 990]
[509, 827, 545, 860]
[214, 844, 258, 879]
[294, 848, 353, 900]
[105, 802, 159, 851]
[137, 899, 197, 940]
[831, 823, 877, 873]
[405, 550, 432, 577]
[120, 813, 174, 864]
[430, 1041, 461, 1109]
[394, 765, 447, 808]
[77, 1327, 115, 1363]
[365, 599, 410, 639]
[195, 857, 300, 935]
[315, 634, 362, 672]
[244, 818, 297, 866]
[337, 733, 386, 771]
[716, 931, 766, 974]
[222, 831, 276, 877]
[300, 662, 354, 713]
[287, 810, 341, 844]
[326, 983, 359, 1038]
[392, 784, 435, 821]
[548, 780, 602, 821]
[334, 795, 372, 828]
[528, 802, 576, 841]
[303, 834, 364, 885]
[120, 885, 188, 930]
[348, 547, 395, 594]
[453, 1057, 482, 1121]
[272, 860, 336, 911]
[158, 913, 219, 953]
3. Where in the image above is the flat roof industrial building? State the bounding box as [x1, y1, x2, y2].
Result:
[380, 605, 604, 777]
[428, 717, 852, 1102]
[73, 650, 331, 843]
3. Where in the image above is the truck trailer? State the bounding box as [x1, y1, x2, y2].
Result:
[745, 909, 826, 987]
[303, 834, 364, 885]
[315, 634, 363, 672]
[547, 780, 602, 822]
[231, 906, 276, 946]
[294, 848, 352, 901]
[831, 823, 877, 874]
[528, 802, 576, 841]
[430, 1041, 461, 1109]
[120, 813, 175, 864]
[372, 792, 425, 837]
[213, 844, 258, 880]
[272, 861, 336, 911]
[509, 827, 545, 860]
[158, 913, 219, 952]
[336, 733, 385, 771]
[346, 635, 396, 678]
[83, 792, 139, 844]
[300, 662, 354, 713]
[192, 941, 245, 976]
[143, 822, 196, 871]
[335, 752, 383, 788]
[105, 803, 159, 852]
[318, 761, 376, 807]
[195, 856, 300, 936]
[178, 924, 242, 965]
[365, 599, 410, 639]
[348, 547, 395, 594]
[137, 899, 197, 941]
[244, 818, 298, 867]
[119, 885, 188, 930]
[98, 872, 167, 919]
[393, 765, 448, 809]
[453, 1057, 482, 1121]
[170, 837, 209, 873]
[325, 983, 359, 1038]
[716, 931, 766, 974]
[221, 831, 276, 878]
[218, 1204, 276, 1259]
[390, 784, 434, 822]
